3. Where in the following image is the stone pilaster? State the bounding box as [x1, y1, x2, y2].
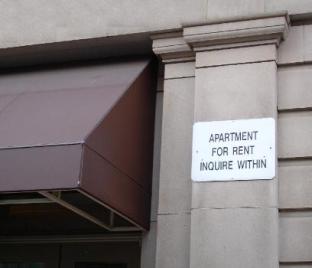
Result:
[151, 31, 195, 268]
[151, 13, 289, 268]
[184, 14, 289, 268]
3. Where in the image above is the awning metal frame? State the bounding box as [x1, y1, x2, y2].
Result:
[0, 190, 142, 233]
[0, 197, 52, 205]
[38, 191, 141, 232]
[0, 233, 142, 244]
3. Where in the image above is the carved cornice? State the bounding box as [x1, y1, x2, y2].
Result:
[183, 14, 290, 51]
[152, 13, 290, 60]
[151, 30, 194, 63]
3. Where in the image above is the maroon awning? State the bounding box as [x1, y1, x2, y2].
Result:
[0, 59, 155, 231]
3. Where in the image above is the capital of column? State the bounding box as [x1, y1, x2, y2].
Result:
[151, 30, 194, 63]
[152, 13, 290, 59]
[184, 13, 290, 51]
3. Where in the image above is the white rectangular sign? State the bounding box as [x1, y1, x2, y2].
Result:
[191, 118, 275, 182]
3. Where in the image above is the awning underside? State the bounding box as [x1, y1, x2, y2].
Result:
[0, 191, 139, 235]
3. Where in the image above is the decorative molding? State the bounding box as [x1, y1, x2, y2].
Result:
[184, 14, 290, 51]
[152, 13, 290, 60]
[151, 31, 194, 63]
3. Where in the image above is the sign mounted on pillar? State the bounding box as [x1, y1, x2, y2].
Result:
[191, 118, 275, 182]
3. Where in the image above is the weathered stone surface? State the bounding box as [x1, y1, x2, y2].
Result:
[279, 160, 312, 209]
[278, 65, 312, 110]
[207, 0, 312, 20]
[2, 0, 312, 52]
[152, 34, 193, 62]
[207, 0, 265, 19]
[156, 213, 190, 268]
[191, 40, 279, 268]
[278, 26, 304, 64]
[265, 0, 312, 16]
[184, 15, 288, 50]
[150, 92, 163, 222]
[304, 25, 312, 62]
[196, 45, 276, 68]
[190, 208, 278, 268]
[278, 25, 312, 65]
[164, 61, 195, 79]
[194, 62, 277, 121]
[158, 77, 194, 214]
[0, 0, 207, 48]
[278, 112, 312, 158]
[192, 179, 277, 209]
[280, 213, 312, 262]
[141, 221, 157, 268]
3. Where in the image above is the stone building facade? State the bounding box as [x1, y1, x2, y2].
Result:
[0, 1, 312, 268]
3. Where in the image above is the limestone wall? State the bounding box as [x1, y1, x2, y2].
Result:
[1, 0, 312, 49]
[278, 24, 312, 267]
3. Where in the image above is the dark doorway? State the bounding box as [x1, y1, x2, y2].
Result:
[0, 242, 140, 268]
[75, 264, 126, 268]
